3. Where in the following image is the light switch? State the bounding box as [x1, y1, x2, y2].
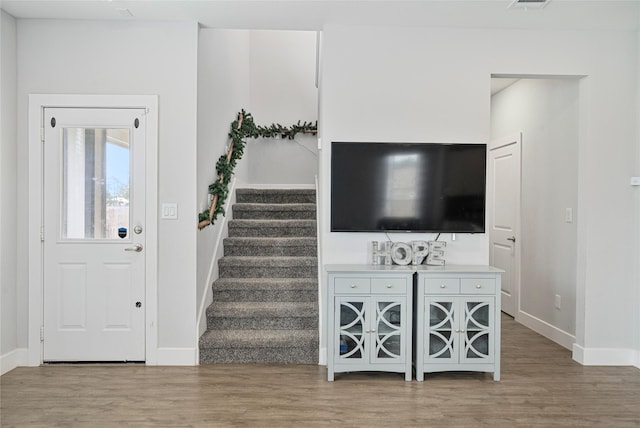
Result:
[161, 203, 178, 220]
[565, 208, 573, 223]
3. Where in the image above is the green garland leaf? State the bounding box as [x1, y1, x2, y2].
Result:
[198, 110, 317, 229]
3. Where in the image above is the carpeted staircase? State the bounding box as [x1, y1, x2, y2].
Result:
[199, 188, 319, 364]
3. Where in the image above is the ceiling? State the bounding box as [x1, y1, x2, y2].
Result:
[2, 0, 640, 31]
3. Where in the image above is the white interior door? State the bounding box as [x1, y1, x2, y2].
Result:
[488, 133, 521, 317]
[43, 107, 146, 361]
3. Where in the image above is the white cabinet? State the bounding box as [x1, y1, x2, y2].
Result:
[326, 266, 413, 381]
[415, 266, 502, 381]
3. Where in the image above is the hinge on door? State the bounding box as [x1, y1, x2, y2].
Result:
[40, 127, 45, 143]
[40, 226, 44, 242]
[40, 326, 44, 342]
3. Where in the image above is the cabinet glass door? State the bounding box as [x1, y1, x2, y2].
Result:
[372, 298, 405, 363]
[425, 297, 457, 363]
[461, 297, 494, 364]
[336, 298, 367, 363]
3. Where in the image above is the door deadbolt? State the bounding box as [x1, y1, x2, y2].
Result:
[135, 301, 142, 308]
[134, 225, 143, 234]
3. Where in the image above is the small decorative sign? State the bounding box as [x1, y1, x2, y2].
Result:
[371, 240, 446, 266]
[118, 227, 128, 239]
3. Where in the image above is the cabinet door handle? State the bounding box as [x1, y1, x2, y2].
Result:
[455, 329, 460, 333]
[351, 284, 356, 288]
[440, 284, 446, 289]
[370, 329, 376, 333]
[476, 284, 482, 289]
[387, 284, 392, 288]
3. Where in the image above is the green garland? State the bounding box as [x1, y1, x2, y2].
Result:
[198, 110, 317, 229]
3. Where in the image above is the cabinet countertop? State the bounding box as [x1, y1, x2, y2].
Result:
[325, 264, 504, 274]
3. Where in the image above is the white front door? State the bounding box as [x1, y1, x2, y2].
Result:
[488, 133, 521, 317]
[43, 107, 146, 361]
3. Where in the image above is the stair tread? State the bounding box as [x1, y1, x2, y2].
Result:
[209, 301, 317, 317]
[229, 219, 316, 226]
[237, 188, 315, 195]
[233, 203, 316, 210]
[219, 256, 317, 266]
[213, 277, 317, 290]
[224, 237, 316, 246]
[200, 329, 317, 348]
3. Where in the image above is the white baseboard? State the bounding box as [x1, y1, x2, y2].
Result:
[517, 310, 575, 350]
[573, 344, 639, 367]
[1, 348, 28, 375]
[196, 178, 236, 341]
[155, 348, 197, 366]
[319, 347, 327, 366]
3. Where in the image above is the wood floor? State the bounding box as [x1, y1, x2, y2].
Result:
[2, 315, 639, 427]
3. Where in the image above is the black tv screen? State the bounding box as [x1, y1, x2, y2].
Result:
[331, 142, 487, 233]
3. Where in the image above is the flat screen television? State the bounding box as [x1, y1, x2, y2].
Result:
[331, 142, 487, 233]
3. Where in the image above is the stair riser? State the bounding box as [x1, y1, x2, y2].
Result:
[236, 192, 315, 205]
[228, 226, 316, 238]
[212, 278, 318, 288]
[223, 244, 317, 257]
[233, 210, 316, 220]
[213, 289, 317, 302]
[207, 316, 318, 330]
[199, 347, 318, 364]
[219, 266, 317, 278]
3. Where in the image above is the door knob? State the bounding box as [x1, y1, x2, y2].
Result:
[125, 243, 143, 252]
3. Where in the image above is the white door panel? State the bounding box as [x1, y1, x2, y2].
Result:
[489, 134, 521, 317]
[43, 107, 146, 362]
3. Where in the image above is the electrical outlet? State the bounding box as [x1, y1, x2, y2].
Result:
[555, 294, 561, 310]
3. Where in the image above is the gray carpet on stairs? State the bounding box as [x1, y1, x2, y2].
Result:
[199, 188, 318, 364]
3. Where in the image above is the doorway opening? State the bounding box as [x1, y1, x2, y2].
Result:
[489, 75, 580, 350]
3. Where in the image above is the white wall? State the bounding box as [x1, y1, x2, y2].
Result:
[16, 20, 199, 363]
[636, 32, 640, 368]
[6, 17, 637, 368]
[1, 10, 19, 371]
[249, 30, 318, 125]
[491, 78, 579, 342]
[320, 26, 495, 267]
[319, 25, 639, 365]
[195, 28, 319, 342]
[243, 30, 318, 187]
[196, 29, 250, 338]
